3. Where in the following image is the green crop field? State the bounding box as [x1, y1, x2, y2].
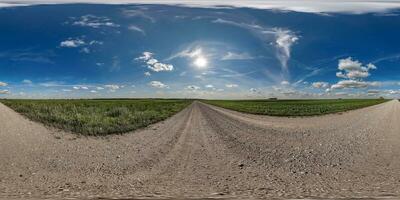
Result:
[203, 99, 389, 116]
[0, 99, 191, 136]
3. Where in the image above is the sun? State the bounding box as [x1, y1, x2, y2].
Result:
[193, 56, 208, 68]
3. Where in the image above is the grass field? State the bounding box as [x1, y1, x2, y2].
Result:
[203, 99, 389, 116]
[0, 99, 191, 135]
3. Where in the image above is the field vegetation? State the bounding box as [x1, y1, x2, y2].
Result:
[203, 99, 388, 116]
[0, 99, 191, 135]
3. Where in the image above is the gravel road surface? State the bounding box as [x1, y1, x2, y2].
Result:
[1, 100, 400, 199]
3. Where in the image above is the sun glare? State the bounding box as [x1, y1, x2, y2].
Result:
[193, 56, 208, 68]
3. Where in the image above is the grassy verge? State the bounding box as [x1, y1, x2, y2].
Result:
[203, 99, 389, 116]
[0, 99, 191, 136]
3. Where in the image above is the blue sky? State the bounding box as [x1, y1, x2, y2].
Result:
[0, 1, 400, 99]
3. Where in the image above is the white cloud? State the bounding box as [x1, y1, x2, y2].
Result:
[169, 47, 203, 60]
[367, 90, 380, 94]
[90, 90, 97, 93]
[3, 1, 400, 14]
[104, 84, 120, 90]
[80, 47, 90, 54]
[212, 19, 298, 74]
[312, 81, 329, 89]
[72, 85, 90, 90]
[336, 57, 377, 79]
[280, 80, 290, 85]
[0, 90, 9, 94]
[128, 25, 145, 35]
[149, 81, 169, 89]
[60, 38, 85, 48]
[273, 28, 298, 72]
[185, 85, 201, 90]
[71, 15, 119, 28]
[60, 38, 102, 54]
[330, 80, 379, 89]
[221, 52, 253, 60]
[62, 89, 72, 92]
[144, 71, 151, 76]
[0, 81, 8, 87]
[225, 84, 239, 88]
[136, 52, 174, 72]
[150, 62, 174, 72]
[22, 79, 32, 84]
[205, 84, 214, 88]
[250, 88, 257, 92]
[96, 86, 104, 90]
[39, 81, 65, 87]
[328, 57, 380, 91]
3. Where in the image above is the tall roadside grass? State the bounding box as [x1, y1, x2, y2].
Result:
[0, 99, 191, 136]
[203, 99, 389, 116]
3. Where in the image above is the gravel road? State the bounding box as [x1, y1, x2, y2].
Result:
[1, 100, 400, 200]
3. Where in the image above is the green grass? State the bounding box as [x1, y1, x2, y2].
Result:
[203, 99, 389, 116]
[0, 99, 191, 136]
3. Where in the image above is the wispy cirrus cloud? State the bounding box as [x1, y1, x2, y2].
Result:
[128, 25, 146, 35]
[221, 51, 253, 60]
[212, 18, 298, 75]
[0, 49, 55, 64]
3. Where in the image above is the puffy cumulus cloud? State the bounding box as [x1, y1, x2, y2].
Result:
[149, 81, 169, 89]
[60, 38, 85, 48]
[0, 81, 8, 87]
[312, 81, 329, 89]
[336, 57, 377, 79]
[136, 52, 174, 72]
[185, 85, 201, 90]
[221, 52, 253, 60]
[225, 84, 239, 88]
[70, 15, 119, 28]
[326, 57, 380, 91]
[273, 28, 298, 72]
